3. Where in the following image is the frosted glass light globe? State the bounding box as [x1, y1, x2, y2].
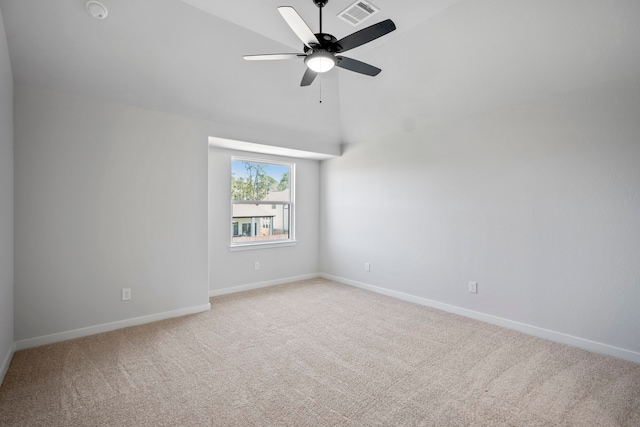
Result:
[304, 51, 336, 73]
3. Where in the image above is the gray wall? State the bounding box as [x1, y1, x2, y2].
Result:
[13, 86, 210, 341]
[0, 5, 14, 378]
[208, 148, 320, 292]
[320, 74, 640, 355]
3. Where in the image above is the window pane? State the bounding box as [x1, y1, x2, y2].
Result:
[231, 161, 290, 202]
[231, 203, 290, 243]
[230, 159, 293, 246]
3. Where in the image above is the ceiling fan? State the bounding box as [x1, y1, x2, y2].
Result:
[243, 0, 396, 86]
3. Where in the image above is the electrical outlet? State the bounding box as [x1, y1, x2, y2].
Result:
[255, 262, 260, 271]
[121, 288, 131, 301]
[365, 262, 370, 272]
[468, 281, 478, 293]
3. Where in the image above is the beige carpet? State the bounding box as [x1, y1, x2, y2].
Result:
[1, 278, 639, 426]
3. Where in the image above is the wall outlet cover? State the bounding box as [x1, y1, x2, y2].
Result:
[469, 281, 478, 293]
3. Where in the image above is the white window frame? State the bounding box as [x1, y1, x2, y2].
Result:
[229, 157, 296, 251]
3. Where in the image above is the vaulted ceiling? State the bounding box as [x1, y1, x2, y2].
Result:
[1, 0, 639, 148]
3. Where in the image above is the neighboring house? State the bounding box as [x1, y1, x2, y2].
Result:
[232, 204, 275, 238]
[232, 190, 290, 242]
[263, 190, 290, 236]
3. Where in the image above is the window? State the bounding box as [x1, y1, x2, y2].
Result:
[230, 158, 294, 248]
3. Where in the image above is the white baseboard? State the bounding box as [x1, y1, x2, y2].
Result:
[320, 273, 640, 365]
[0, 341, 16, 386]
[14, 303, 211, 351]
[209, 273, 319, 297]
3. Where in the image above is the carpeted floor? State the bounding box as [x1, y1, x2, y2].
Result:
[1, 277, 639, 426]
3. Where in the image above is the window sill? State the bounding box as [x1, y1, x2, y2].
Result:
[229, 240, 297, 252]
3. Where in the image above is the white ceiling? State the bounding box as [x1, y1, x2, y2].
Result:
[179, 0, 462, 52]
[1, 0, 639, 147]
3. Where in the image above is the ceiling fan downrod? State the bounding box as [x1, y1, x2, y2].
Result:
[314, 0, 328, 34]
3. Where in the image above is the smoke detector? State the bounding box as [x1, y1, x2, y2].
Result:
[86, 1, 108, 19]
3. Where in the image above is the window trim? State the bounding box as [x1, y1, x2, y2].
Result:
[229, 157, 296, 250]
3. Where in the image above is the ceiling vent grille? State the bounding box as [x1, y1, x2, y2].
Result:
[337, 1, 380, 26]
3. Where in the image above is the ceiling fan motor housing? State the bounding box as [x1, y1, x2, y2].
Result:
[304, 33, 340, 54]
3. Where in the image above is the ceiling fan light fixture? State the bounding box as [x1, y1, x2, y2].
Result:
[304, 50, 336, 73]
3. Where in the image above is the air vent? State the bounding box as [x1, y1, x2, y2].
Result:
[337, 1, 380, 26]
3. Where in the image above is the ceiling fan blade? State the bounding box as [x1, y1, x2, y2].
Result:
[336, 19, 396, 53]
[278, 6, 320, 48]
[300, 68, 317, 86]
[243, 54, 305, 61]
[336, 56, 381, 76]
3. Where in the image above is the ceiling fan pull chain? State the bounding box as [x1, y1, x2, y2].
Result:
[319, 74, 322, 103]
